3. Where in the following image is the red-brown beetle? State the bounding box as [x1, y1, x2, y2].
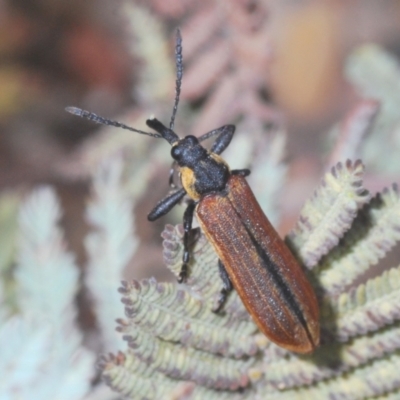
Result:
[66, 30, 319, 353]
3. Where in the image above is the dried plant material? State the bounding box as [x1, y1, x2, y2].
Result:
[318, 184, 400, 294]
[146, 0, 276, 136]
[346, 45, 400, 123]
[345, 45, 400, 174]
[180, 4, 223, 60]
[287, 160, 370, 269]
[327, 99, 380, 166]
[150, 0, 199, 19]
[122, 2, 174, 102]
[181, 39, 230, 100]
[57, 110, 152, 179]
[191, 73, 240, 137]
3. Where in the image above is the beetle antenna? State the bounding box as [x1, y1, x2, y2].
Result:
[65, 107, 162, 139]
[169, 29, 183, 130]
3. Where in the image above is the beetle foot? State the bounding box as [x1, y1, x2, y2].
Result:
[212, 289, 228, 313]
[177, 264, 188, 283]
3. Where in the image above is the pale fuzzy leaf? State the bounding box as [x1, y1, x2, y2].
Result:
[248, 128, 287, 226]
[118, 279, 259, 358]
[0, 191, 19, 274]
[318, 184, 400, 294]
[100, 350, 247, 400]
[122, 2, 174, 102]
[346, 44, 400, 128]
[0, 316, 52, 394]
[101, 172, 400, 398]
[375, 391, 400, 400]
[16, 186, 78, 318]
[221, 118, 288, 226]
[221, 124, 254, 172]
[0, 280, 10, 324]
[4, 323, 95, 400]
[181, 38, 230, 101]
[288, 160, 370, 268]
[189, 385, 248, 400]
[1, 186, 96, 400]
[101, 161, 400, 398]
[345, 45, 400, 174]
[162, 224, 250, 320]
[82, 384, 118, 400]
[263, 352, 400, 400]
[100, 351, 180, 399]
[322, 264, 400, 342]
[62, 109, 172, 198]
[327, 99, 380, 166]
[85, 156, 138, 351]
[18, 186, 62, 245]
[264, 321, 400, 389]
[121, 323, 252, 390]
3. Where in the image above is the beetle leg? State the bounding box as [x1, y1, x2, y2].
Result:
[213, 260, 233, 313]
[179, 200, 196, 283]
[231, 169, 251, 177]
[198, 125, 236, 155]
[147, 188, 186, 221]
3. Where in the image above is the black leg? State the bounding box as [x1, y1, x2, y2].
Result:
[178, 201, 196, 283]
[198, 125, 236, 155]
[147, 188, 186, 221]
[231, 169, 251, 177]
[213, 260, 233, 313]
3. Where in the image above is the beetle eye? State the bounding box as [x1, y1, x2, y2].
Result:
[171, 145, 182, 160]
[185, 135, 198, 146]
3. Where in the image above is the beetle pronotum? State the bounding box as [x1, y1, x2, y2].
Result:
[66, 30, 320, 353]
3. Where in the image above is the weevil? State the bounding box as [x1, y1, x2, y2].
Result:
[66, 30, 320, 353]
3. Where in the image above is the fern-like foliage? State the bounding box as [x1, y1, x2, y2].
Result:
[345, 44, 400, 175]
[2, 3, 400, 399]
[99, 159, 400, 399]
[287, 159, 371, 269]
[0, 187, 95, 400]
[85, 157, 138, 351]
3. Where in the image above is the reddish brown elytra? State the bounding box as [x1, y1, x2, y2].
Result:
[66, 30, 320, 353]
[197, 175, 319, 353]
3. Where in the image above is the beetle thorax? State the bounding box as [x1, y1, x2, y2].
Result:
[171, 136, 231, 200]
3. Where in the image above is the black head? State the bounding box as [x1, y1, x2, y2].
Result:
[171, 136, 208, 168]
